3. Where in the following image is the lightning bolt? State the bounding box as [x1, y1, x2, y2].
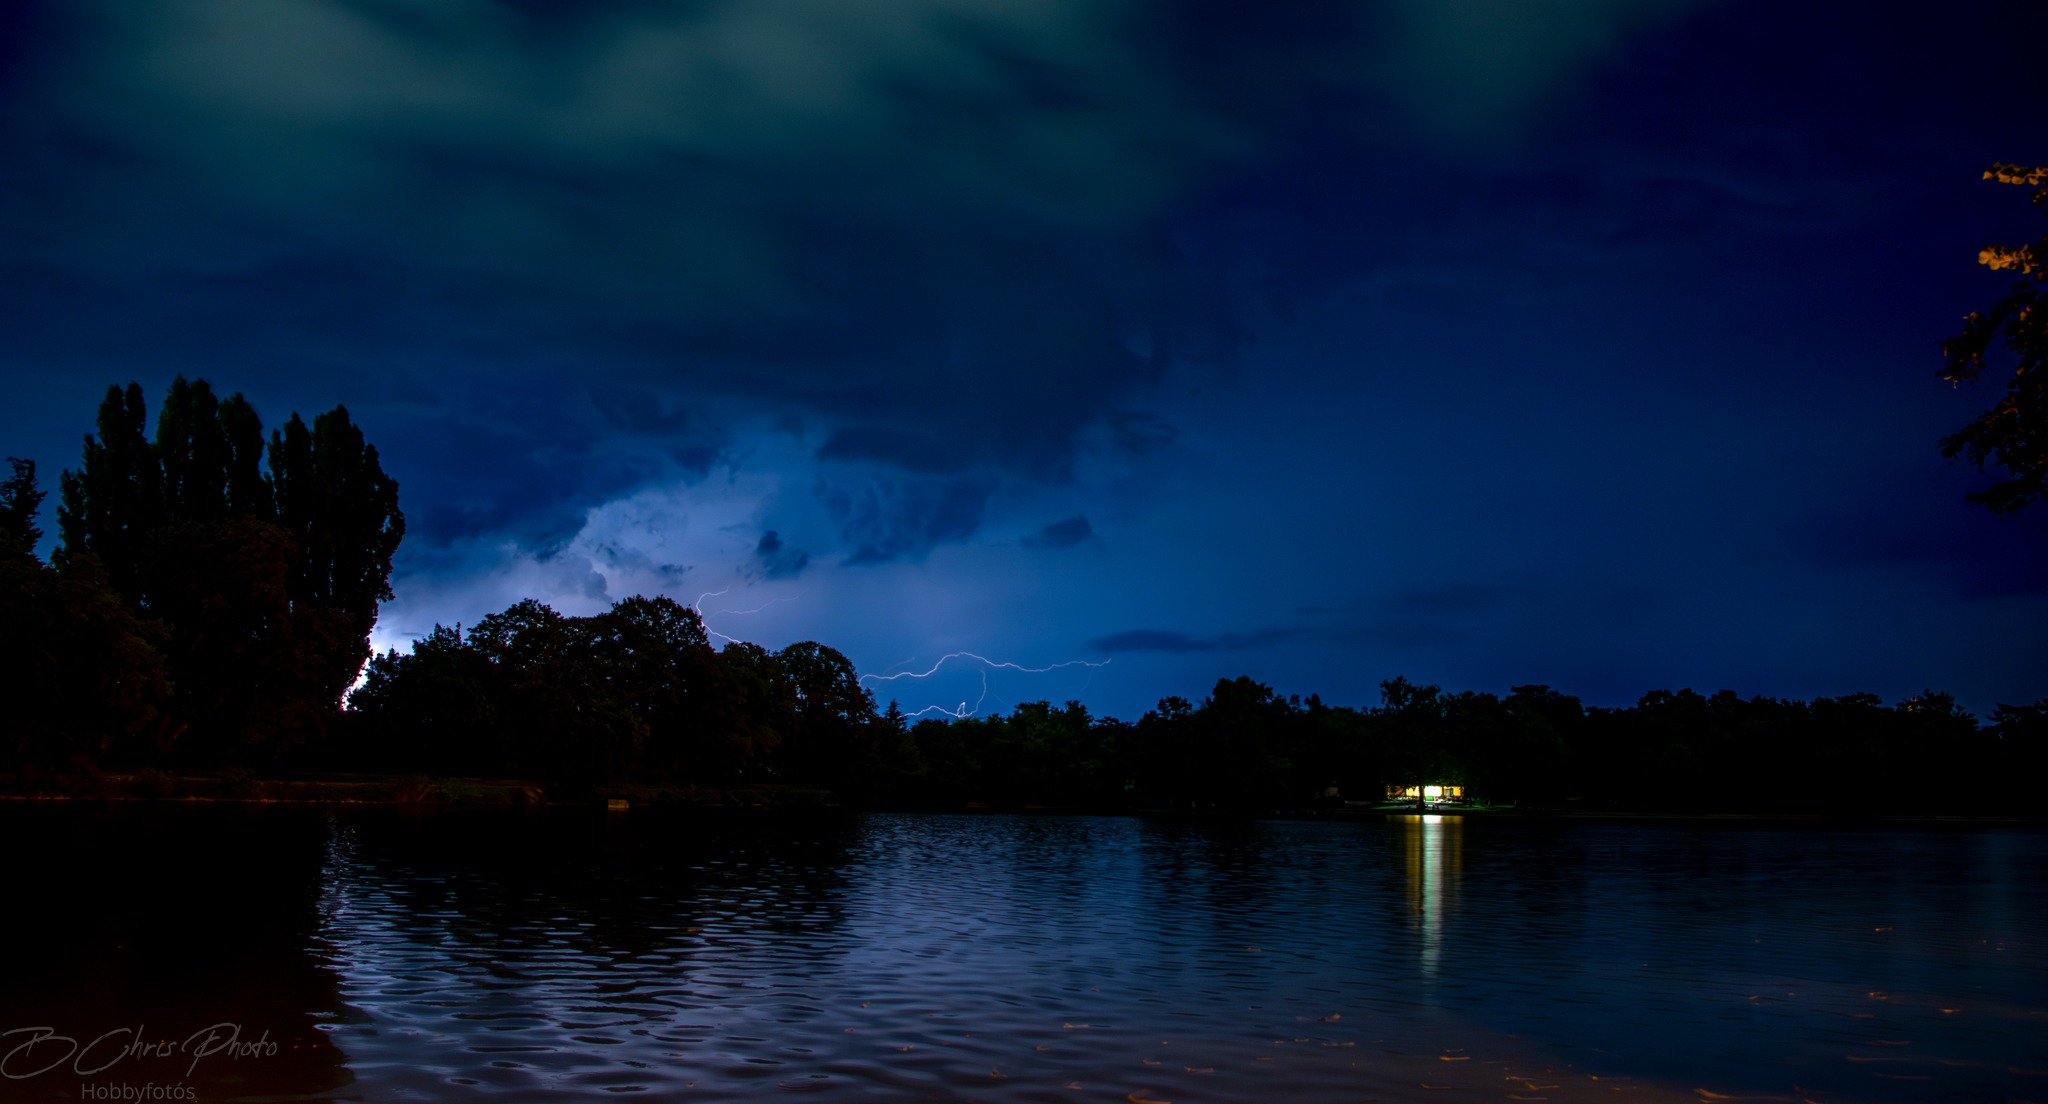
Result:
[691, 586, 797, 646]
[861, 652, 1110, 720]
[889, 666, 990, 720]
[686, 591, 1107, 720]
[690, 587, 738, 644]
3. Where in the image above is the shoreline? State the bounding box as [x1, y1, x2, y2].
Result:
[0, 771, 2039, 825]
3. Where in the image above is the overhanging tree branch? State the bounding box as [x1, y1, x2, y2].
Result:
[1939, 162, 2048, 514]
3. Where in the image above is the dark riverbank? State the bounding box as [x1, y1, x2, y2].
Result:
[4, 770, 2042, 825]
[0, 770, 833, 809]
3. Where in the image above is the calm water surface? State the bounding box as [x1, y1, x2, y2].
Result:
[2, 807, 2042, 1103]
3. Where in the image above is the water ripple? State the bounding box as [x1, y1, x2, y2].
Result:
[296, 811, 2048, 1102]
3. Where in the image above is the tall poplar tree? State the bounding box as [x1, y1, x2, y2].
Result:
[55, 378, 404, 762]
[56, 383, 159, 602]
[269, 407, 405, 658]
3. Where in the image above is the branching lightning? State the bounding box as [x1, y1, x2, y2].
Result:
[867, 652, 1111, 683]
[690, 588, 729, 612]
[687, 590, 1106, 721]
[692, 586, 797, 646]
[861, 652, 1110, 720]
[690, 587, 738, 644]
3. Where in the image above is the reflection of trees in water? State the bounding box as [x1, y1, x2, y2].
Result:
[1135, 817, 1292, 915]
[318, 808, 861, 1002]
[1127, 818, 1410, 976]
[858, 813, 1145, 923]
[835, 814, 1154, 982]
[0, 804, 354, 1102]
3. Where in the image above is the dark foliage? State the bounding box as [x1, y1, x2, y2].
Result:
[17, 377, 405, 766]
[339, 626, 2043, 814]
[0, 460, 171, 769]
[0, 550, 172, 769]
[341, 597, 876, 792]
[0, 456, 44, 555]
[1941, 163, 2048, 513]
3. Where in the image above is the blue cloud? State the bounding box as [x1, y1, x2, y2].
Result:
[754, 530, 810, 580]
[823, 476, 997, 566]
[1023, 515, 1093, 549]
[1089, 625, 1307, 653]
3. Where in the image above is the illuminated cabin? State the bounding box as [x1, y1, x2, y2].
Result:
[1388, 783, 1466, 804]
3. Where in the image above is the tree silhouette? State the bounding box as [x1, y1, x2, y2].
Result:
[53, 378, 404, 762]
[466, 598, 646, 784]
[716, 640, 793, 777]
[1374, 676, 1458, 805]
[1941, 163, 2048, 513]
[348, 624, 507, 774]
[590, 596, 754, 781]
[1, 457, 45, 555]
[268, 406, 406, 736]
[1, 458, 171, 769]
[773, 640, 877, 782]
[56, 383, 159, 601]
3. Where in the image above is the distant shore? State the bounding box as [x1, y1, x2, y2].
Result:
[0, 770, 831, 810]
[1, 771, 2040, 824]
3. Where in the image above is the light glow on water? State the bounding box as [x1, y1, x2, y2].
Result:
[1395, 813, 1460, 979]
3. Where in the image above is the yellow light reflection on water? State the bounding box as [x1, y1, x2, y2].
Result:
[1394, 814, 1463, 978]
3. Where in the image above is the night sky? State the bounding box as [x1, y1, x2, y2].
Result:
[2, 0, 2043, 723]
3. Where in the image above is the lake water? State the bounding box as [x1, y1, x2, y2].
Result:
[1, 806, 2043, 1103]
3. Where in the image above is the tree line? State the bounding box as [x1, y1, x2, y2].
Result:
[2, 378, 402, 769]
[4, 378, 2043, 814]
[305, 602, 2048, 815]
[341, 597, 878, 792]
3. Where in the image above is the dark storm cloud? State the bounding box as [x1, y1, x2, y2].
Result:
[754, 530, 809, 580]
[1090, 629, 1212, 654]
[374, 372, 727, 550]
[816, 427, 979, 477]
[823, 475, 997, 566]
[1091, 630, 1206, 653]
[0, 0, 1723, 562]
[1090, 625, 1308, 654]
[1023, 515, 1093, 550]
[591, 385, 695, 436]
[1092, 586, 1552, 660]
